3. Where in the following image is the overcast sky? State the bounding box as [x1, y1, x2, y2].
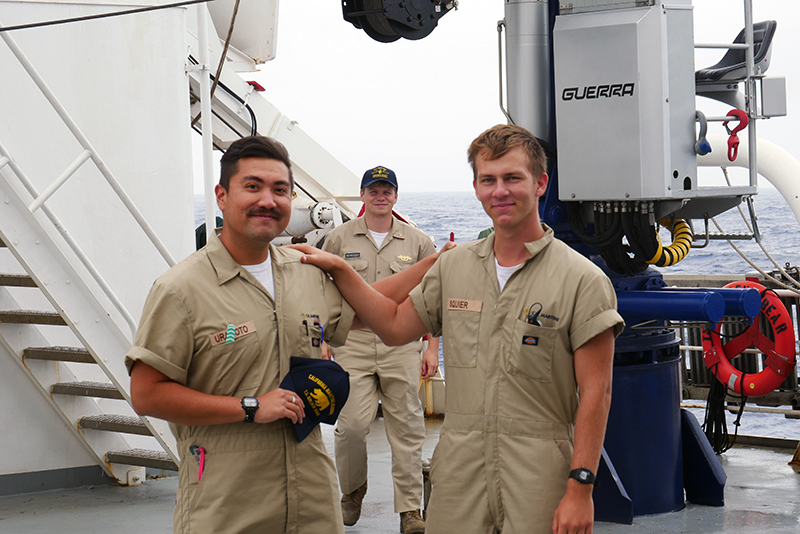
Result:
[202, 1, 800, 193]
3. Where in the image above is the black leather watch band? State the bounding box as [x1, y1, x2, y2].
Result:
[241, 397, 259, 423]
[569, 467, 599, 487]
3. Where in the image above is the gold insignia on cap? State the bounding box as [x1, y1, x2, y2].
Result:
[309, 388, 330, 411]
[372, 166, 389, 179]
[305, 373, 336, 416]
[397, 255, 412, 262]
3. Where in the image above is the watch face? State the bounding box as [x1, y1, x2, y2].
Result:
[243, 397, 258, 408]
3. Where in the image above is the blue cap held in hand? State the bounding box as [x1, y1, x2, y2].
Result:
[279, 357, 351, 442]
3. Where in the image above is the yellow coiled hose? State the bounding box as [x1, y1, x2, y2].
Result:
[647, 219, 693, 267]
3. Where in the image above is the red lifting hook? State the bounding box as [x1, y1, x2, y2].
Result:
[722, 109, 749, 162]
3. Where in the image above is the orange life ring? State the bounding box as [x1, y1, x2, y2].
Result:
[701, 281, 797, 397]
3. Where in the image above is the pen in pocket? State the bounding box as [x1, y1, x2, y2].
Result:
[189, 445, 206, 482]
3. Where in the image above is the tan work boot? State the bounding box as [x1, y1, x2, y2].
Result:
[341, 481, 367, 526]
[399, 510, 425, 534]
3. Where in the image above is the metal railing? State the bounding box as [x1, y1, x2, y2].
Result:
[0, 22, 179, 338]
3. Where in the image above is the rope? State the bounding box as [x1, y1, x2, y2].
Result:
[711, 168, 800, 295]
[703, 375, 746, 454]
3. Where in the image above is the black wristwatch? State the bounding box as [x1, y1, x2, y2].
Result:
[241, 397, 259, 423]
[569, 467, 599, 487]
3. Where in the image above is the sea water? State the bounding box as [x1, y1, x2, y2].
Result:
[395, 187, 800, 277]
[196, 186, 799, 277]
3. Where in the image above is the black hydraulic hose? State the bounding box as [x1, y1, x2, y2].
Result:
[567, 203, 622, 250]
[620, 210, 648, 262]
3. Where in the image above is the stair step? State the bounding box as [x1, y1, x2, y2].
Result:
[79, 414, 151, 435]
[24, 346, 95, 363]
[51, 381, 124, 399]
[0, 310, 66, 325]
[106, 449, 177, 471]
[0, 273, 37, 287]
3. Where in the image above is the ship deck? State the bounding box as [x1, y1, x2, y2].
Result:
[1, 416, 798, 534]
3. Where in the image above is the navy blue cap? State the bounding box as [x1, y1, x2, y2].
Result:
[279, 357, 350, 442]
[361, 166, 398, 189]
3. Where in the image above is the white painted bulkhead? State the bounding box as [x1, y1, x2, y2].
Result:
[0, 1, 194, 479]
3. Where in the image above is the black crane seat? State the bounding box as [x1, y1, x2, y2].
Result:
[695, 20, 777, 85]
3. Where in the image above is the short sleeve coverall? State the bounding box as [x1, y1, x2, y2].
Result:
[125, 233, 354, 534]
[322, 215, 436, 512]
[409, 227, 624, 534]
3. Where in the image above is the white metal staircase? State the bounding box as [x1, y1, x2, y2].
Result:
[0, 23, 180, 483]
[0, 167, 178, 483]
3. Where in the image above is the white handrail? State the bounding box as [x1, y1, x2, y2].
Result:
[743, 0, 758, 189]
[197, 5, 217, 244]
[0, 141, 139, 337]
[0, 23, 176, 268]
[28, 149, 92, 213]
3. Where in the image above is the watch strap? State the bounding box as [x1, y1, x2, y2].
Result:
[569, 467, 599, 487]
[241, 397, 258, 423]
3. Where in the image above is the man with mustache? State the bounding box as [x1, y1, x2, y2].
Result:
[321, 166, 439, 534]
[125, 136, 447, 534]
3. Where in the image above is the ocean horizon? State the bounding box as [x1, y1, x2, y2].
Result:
[197, 187, 799, 277]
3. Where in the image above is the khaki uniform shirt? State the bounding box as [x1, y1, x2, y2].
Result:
[125, 233, 354, 534]
[409, 227, 624, 534]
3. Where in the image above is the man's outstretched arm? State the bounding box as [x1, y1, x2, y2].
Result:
[290, 243, 438, 346]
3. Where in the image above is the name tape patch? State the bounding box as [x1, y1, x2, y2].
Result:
[345, 252, 361, 259]
[447, 299, 482, 312]
[210, 320, 257, 346]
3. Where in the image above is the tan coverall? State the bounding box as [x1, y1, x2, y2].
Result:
[409, 228, 624, 534]
[322, 215, 436, 512]
[125, 233, 354, 534]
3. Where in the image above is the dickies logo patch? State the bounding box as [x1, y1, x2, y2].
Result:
[522, 335, 539, 346]
[345, 252, 361, 259]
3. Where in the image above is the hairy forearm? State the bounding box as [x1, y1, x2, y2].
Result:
[552, 329, 615, 533]
[330, 262, 423, 344]
[131, 362, 304, 426]
[570, 378, 612, 472]
[292, 244, 432, 345]
[371, 253, 439, 303]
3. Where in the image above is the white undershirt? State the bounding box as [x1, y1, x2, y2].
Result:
[243, 253, 275, 298]
[369, 230, 389, 247]
[495, 258, 523, 292]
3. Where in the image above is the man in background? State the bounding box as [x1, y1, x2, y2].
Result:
[322, 166, 439, 534]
